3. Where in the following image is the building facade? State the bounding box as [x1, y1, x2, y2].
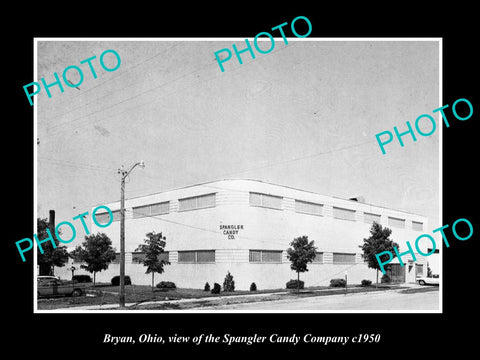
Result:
[56, 179, 428, 290]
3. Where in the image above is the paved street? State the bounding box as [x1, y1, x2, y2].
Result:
[195, 288, 440, 311]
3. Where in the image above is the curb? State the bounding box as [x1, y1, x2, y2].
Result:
[50, 284, 420, 310]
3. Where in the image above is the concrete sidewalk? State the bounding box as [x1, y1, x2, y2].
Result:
[45, 283, 424, 311]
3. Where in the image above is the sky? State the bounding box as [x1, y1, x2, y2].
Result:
[35, 39, 440, 247]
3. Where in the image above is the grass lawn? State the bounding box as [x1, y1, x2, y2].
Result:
[36, 282, 413, 310]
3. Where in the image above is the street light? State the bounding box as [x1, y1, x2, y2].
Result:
[118, 160, 145, 307]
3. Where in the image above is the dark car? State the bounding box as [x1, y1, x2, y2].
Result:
[37, 277, 90, 298]
[72, 275, 92, 283]
[111, 275, 132, 286]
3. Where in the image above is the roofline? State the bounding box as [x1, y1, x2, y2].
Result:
[94, 178, 427, 218]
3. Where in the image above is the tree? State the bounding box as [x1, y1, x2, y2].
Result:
[359, 222, 399, 287]
[70, 232, 116, 287]
[135, 231, 170, 292]
[37, 217, 69, 275]
[286, 235, 317, 293]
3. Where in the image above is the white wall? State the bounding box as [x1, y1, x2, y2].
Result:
[55, 180, 428, 289]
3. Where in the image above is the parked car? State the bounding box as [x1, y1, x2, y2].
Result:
[37, 277, 90, 297]
[72, 275, 92, 283]
[111, 275, 132, 286]
[417, 274, 439, 286]
[37, 275, 60, 280]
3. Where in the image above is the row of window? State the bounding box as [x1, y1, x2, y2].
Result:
[95, 192, 423, 231]
[100, 250, 357, 265]
[251, 193, 423, 230]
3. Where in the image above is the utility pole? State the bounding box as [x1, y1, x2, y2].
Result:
[118, 161, 145, 308]
[48, 210, 55, 276]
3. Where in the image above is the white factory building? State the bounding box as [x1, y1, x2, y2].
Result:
[55, 179, 429, 290]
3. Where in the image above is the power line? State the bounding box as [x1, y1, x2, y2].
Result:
[38, 157, 117, 173]
[38, 43, 181, 121]
[44, 41, 298, 137]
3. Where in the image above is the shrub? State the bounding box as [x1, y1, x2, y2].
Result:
[156, 281, 176, 289]
[72, 275, 92, 283]
[250, 282, 257, 291]
[381, 274, 391, 283]
[204, 282, 210, 291]
[223, 271, 235, 292]
[286, 279, 304, 290]
[111, 275, 132, 286]
[330, 278, 347, 288]
[211, 283, 221, 294]
[361, 279, 372, 286]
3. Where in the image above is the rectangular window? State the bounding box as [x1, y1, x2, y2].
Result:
[179, 193, 216, 211]
[132, 251, 169, 264]
[151, 202, 170, 215]
[132, 252, 146, 264]
[249, 192, 282, 209]
[312, 252, 324, 263]
[364, 212, 381, 224]
[412, 221, 423, 231]
[249, 250, 262, 263]
[178, 250, 215, 263]
[112, 252, 121, 264]
[333, 207, 356, 221]
[249, 250, 282, 263]
[132, 205, 149, 218]
[416, 264, 424, 276]
[388, 216, 406, 228]
[133, 202, 170, 218]
[295, 200, 323, 216]
[262, 250, 282, 263]
[158, 252, 169, 262]
[178, 251, 196, 263]
[332, 252, 356, 264]
[95, 210, 121, 224]
[196, 250, 215, 263]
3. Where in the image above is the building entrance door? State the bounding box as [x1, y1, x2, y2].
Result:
[387, 264, 405, 283]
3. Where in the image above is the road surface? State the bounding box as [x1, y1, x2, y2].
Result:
[195, 288, 440, 311]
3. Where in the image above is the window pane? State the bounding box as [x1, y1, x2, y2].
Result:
[312, 252, 323, 263]
[412, 221, 423, 231]
[197, 194, 215, 208]
[388, 217, 405, 228]
[249, 192, 262, 206]
[364, 212, 381, 224]
[133, 205, 149, 218]
[112, 210, 121, 222]
[261, 250, 282, 263]
[196, 250, 215, 263]
[179, 197, 197, 211]
[416, 264, 424, 276]
[151, 202, 169, 215]
[132, 252, 146, 264]
[295, 200, 323, 215]
[261, 194, 282, 209]
[112, 253, 121, 264]
[333, 207, 356, 221]
[178, 251, 195, 263]
[249, 250, 261, 262]
[94, 212, 111, 225]
[158, 252, 169, 262]
[332, 253, 355, 264]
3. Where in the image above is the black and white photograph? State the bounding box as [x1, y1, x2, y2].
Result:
[7, 5, 478, 355]
[34, 38, 441, 313]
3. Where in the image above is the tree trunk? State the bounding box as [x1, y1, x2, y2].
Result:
[297, 271, 300, 293]
[93, 272, 96, 288]
[376, 269, 378, 288]
[151, 272, 155, 293]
